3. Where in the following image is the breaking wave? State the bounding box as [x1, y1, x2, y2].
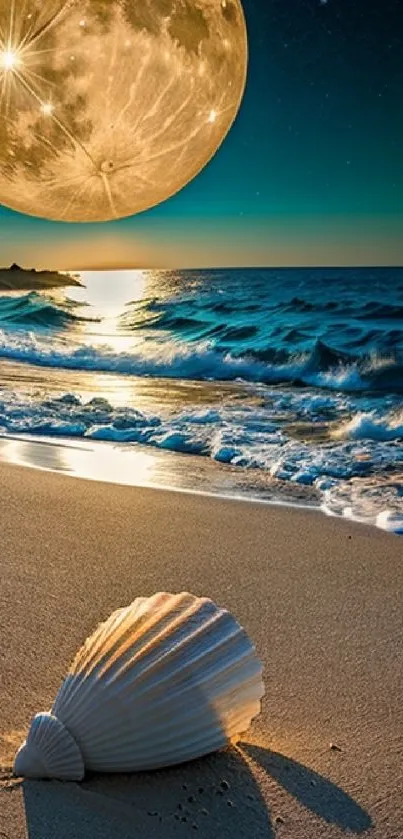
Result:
[0, 331, 401, 395]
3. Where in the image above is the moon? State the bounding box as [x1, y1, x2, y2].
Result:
[0, 0, 248, 222]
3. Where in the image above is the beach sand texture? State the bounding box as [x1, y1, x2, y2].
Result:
[0, 463, 402, 838]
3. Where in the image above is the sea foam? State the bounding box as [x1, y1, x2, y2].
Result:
[0, 388, 402, 533]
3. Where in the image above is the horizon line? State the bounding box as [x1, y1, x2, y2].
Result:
[67, 263, 403, 272]
[3, 262, 403, 273]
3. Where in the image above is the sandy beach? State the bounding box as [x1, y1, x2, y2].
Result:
[0, 462, 402, 838]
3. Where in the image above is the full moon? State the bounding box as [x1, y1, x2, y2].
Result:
[0, 0, 247, 222]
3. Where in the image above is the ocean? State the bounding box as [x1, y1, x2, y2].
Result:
[0, 267, 402, 532]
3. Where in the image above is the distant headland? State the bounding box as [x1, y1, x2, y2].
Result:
[0, 264, 83, 291]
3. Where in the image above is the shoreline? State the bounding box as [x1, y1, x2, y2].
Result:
[1, 462, 403, 838]
[0, 433, 401, 536]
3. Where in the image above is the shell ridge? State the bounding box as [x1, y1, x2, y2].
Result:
[69, 605, 139, 677]
[103, 607, 235, 690]
[70, 593, 199, 681]
[106, 653, 263, 744]
[57, 665, 263, 763]
[85, 714, 230, 772]
[60, 610, 237, 732]
[122, 729, 229, 770]
[54, 594, 211, 717]
[96, 595, 219, 680]
[56, 595, 167, 710]
[107, 620, 251, 701]
[62, 649, 263, 757]
[55, 617, 253, 739]
[77, 698, 240, 757]
[70, 597, 151, 675]
[58, 608, 132, 709]
[126, 650, 263, 724]
[113, 702, 238, 751]
[61, 597, 226, 722]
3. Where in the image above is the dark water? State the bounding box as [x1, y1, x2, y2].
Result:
[0, 267, 402, 531]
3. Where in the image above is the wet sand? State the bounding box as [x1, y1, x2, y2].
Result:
[0, 463, 402, 838]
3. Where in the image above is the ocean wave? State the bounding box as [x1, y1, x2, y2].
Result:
[0, 292, 97, 328]
[358, 301, 403, 320]
[122, 292, 403, 334]
[118, 285, 403, 373]
[0, 331, 402, 395]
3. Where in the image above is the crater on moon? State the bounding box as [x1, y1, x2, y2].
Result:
[0, 0, 248, 222]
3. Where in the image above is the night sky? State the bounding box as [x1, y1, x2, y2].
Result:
[1, 0, 402, 269]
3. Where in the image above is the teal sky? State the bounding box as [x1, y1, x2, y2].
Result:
[1, 0, 402, 269]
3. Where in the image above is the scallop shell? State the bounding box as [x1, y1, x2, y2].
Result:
[14, 592, 264, 780]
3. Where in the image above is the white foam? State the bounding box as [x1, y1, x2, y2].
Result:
[0, 387, 402, 534]
[335, 410, 403, 442]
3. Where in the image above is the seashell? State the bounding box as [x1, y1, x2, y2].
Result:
[14, 592, 264, 780]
